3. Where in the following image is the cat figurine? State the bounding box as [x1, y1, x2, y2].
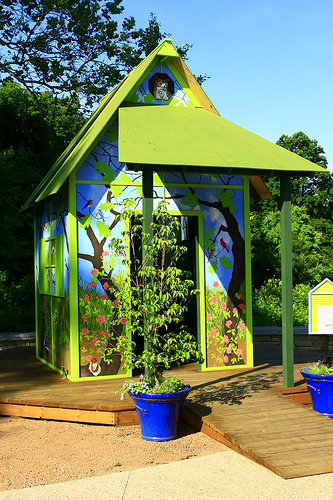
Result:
[153, 78, 172, 101]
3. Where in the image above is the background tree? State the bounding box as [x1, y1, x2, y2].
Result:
[251, 131, 333, 325]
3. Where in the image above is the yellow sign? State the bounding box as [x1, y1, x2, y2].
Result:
[309, 279, 333, 334]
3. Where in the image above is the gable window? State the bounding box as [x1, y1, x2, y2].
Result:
[39, 235, 64, 297]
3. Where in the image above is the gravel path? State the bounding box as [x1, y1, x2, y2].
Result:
[0, 416, 227, 492]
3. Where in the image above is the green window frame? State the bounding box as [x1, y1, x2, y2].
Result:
[39, 234, 64, 297]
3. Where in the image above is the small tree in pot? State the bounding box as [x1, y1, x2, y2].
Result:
[103, 201, 204, 440]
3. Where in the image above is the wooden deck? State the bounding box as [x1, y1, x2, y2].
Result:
[1, 344, 333, 479]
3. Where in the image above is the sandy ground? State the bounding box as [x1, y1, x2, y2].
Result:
[0, 416, 227, 492]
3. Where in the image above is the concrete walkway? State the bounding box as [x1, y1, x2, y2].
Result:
[1, 448, 333, 500]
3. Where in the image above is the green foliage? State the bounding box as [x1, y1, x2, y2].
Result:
[101, 201, 204, 386]
[252, 279, 309, 326]
[117, 375, 186, 399]
[0, 271, 35, 331]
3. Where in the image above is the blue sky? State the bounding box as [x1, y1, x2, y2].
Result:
[121, 0, 333, 170]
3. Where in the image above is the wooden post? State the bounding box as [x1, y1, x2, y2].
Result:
[142, 169, 153, 380]
[280, 174, 294, 388]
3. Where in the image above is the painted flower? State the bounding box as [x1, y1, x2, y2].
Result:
[226, 319, 232, 328]
[223, 355, 229, 364]
[103, 282, 109, 291]
[117, 251, 124, 257]
[119, 317, 126, 325]
[236, 348, 243, 357]
[209, 329, 216, 337]
[206, 313, 212, 321]
[227, 346, 232, 354]
[224, 335, 229, 344]
[99, 294, 108, 299]
[91, 268, 99, 275]
[96, 315, 106, 324]
[211, 296, 218, 304]
[89, 281, 96, 288]
[82, 315, 88, 322]
[98, 330, 107, 336]
[81, 328, 88, 336]
[213, 281, 219, 288]
[86, 354, 93, 362]
[84, 294, 90, 302]
[113, 299, 120, 307]
[102, 250, 110, 257]
[93, 338, 99, 346]
[220, 302, 226, 311]
[239, 322, 245, 331]
[233, 307, 238, 314]
[239, 303, 246, 310]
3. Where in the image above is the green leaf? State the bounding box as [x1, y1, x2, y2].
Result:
[96, 220, 111, 237]
[110, 185, 123, 198]
[219, 256, 232, 269]
[100, 201, 115, 211]
[204, 227, 215, 250]
[79, 214, 92, 229]
[93, 161, 115, 183]
[208, 262, 218, 274]
[215, 191, 235, 213]
[107, 128, 118, 144]
[183, 190, 199, 210]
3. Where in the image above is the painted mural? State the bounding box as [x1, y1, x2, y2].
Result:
[73, 58, 248, 377]
[35, 184, 70, 376]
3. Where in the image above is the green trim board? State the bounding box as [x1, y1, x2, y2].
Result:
[39, 234, 64, 297]
[309, 279, 333, 335]
[118, 106, 326, 175]
[243, 176, 253, 368]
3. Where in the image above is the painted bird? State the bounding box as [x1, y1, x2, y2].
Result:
[97, 209, 105, 222]
[207, 249, 214, 263]
[220, 237, 230, 253]
[82, 199, 93, 210]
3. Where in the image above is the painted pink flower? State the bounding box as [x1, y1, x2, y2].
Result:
[206, 313, 212, 321]
[89, 281, 96, 288]
[239, 303, 246, 310]
[99, 294, 108, 299]
[224, 335, 229, 344]
[98, 330, 107, 336]
[119, 317, 126, 325]
[236, 348, 243, 357]
[93, 338, 99, 346]
[211, 296, 218, 304]
[227, 346, 232, 354]
[213, 281, 219, 288]
[233, 307, 238, 314]
[81, 328, 88, 336]
[91, 268, 99, 275]
[117, 251, 124, 257]
[226, 319, 232, 328]
[86, 354, 93, 362]
[103, 282, 109, 291]
[82, 315, 88, 322]
[209, 329, 216, 337]
[239, 322, 245, 331]
[84, 294, 90, 302]
[102, 250, 109, 257]
[96, 315, 105, 324]
[220, 302, 226, 311]
[224, 355, 229, 364]
[113, 299, 120, 307]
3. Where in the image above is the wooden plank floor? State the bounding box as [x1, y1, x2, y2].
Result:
[1, 344, 332, 479]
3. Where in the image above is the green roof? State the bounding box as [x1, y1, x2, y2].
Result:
[118, 106, 326, 176]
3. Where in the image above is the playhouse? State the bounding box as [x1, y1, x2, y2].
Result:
[24, 39, 325, 382]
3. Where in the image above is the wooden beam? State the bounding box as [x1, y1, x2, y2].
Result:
[280, 175, 294, 388]
[142, 169, 154, 380]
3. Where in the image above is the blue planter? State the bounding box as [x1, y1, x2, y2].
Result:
[301, 369, 333, 417]
[129, 385, 191, 441]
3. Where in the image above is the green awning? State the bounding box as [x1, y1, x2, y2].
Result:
[119, 106, 326, 176]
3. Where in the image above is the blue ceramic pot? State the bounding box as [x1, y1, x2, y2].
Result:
[129, 385, 191, 441]
[301, 369, 333, 417]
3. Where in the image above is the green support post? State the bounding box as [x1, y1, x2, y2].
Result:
[142, 169, 154, 380]
[280, 174, 294, 388]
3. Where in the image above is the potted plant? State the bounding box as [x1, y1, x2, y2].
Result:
[301, 355, 333, 418]
[102, 200, 204, 441]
